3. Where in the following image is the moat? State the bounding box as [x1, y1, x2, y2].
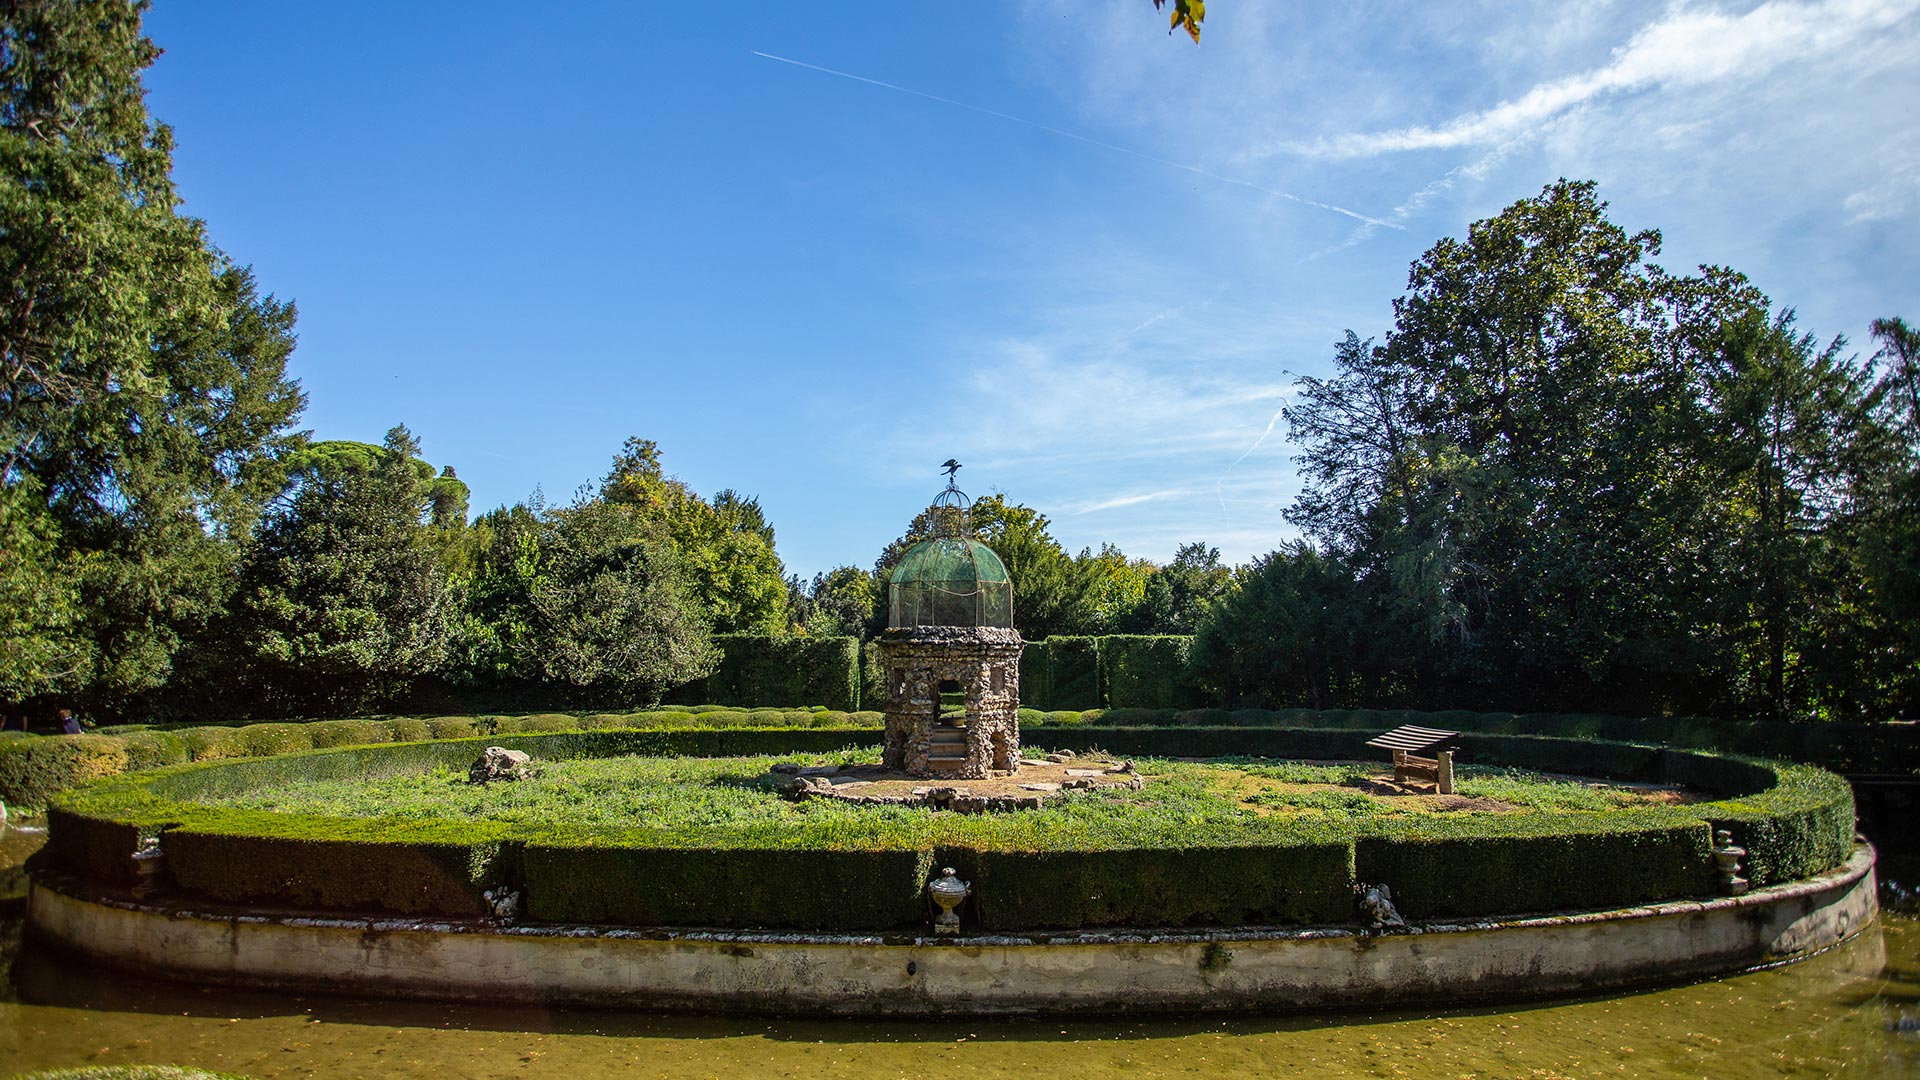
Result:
[2, 820, 1916, 1078]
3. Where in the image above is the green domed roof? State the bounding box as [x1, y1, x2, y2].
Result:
[890, 537, 1010, 587]
[888, 537, 1013, 629]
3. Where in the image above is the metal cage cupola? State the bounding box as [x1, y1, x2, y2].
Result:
[886, 474, 1013, 630]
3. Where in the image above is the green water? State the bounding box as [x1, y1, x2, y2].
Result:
[2, 818, 1916, 1079]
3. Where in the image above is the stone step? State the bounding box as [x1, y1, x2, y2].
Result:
[925, 758, 968, 773]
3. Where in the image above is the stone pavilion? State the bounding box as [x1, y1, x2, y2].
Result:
[878, 473, 1024, 778]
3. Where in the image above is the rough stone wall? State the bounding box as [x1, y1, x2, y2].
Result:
[877, 627, 1024, 779]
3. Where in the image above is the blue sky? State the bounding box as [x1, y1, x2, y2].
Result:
[141, 1, 1919, 580]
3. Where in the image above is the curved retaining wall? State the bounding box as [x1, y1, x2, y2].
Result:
[27, 844, 1879, 1016]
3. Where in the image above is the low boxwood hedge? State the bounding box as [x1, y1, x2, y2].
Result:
[38, 728, 1856, 933]
[0, 709, 887, 811]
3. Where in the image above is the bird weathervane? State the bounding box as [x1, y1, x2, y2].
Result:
[941, 459, 961, 480]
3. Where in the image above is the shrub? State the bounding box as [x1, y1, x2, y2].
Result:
[117, 731, 190, 770]
[676, 634, 861, 710]
[0, 736, 131, 813]
[239, 723, 313, 758]
[42, 729, 1857, 930]
[1046, 637, 1100, 710]
[303, 719, 394, 747]
[162, 814, 514, 916]
[523, 845, 933, 929]
[386, 718, 432, 742]
[1099, 636, 1195, 710]
[494, 713, 581, 734]
[425, 716, 483, 739]
[1353, 815, 1715, 918]
[967, 841, 1352, 929]
[1019, 640, 1050, 708]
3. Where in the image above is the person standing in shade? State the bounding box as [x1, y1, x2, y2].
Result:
[57, 708, 81, 735]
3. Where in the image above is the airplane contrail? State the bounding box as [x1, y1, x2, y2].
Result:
[1216, 403, 1287, 510]
[752, 50, 1401, 231]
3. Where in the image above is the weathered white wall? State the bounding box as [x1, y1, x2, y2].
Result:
[27, 845, 1879, 1016]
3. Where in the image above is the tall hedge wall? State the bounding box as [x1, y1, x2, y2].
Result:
[1045, 637, 1101, 711]
[1099, 635, 1195, 710]
[672, 634, 860, 711]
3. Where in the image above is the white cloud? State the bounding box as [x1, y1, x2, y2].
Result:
[1267, 0, 1920, 160]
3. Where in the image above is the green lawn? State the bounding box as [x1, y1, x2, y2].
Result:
[195, 749, 1689, 834]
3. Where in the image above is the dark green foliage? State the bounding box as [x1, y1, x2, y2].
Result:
[861, 640, 887, 710]
[1354, 817, 1715, 918]
[1099, 635, 1194, 709]
[223, 426, 451, 718]
[599, 438, 789, 634]
[1018, 640, 1049, 708]
[1666, 754, 1857, 886]
[1045, 636, 1101, 710]
[1, 0, 306, 713]
[523, 498, 718, 704]
[43, 804, 144, 885]
[674, 634, 860, 710]
[163, 816, 512, 916]
[1114, 542, 1233, 635]
[1190, 544, 1365, 710]
[1277, 182, 1914, 719]
[967, 843, 1352, 929]
[0, 734, 128, 809]
[794, 565, 875, 639]
[523, 846, 932, 929]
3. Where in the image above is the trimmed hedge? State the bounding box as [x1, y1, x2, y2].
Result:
[0, 735, 129, 812]
[673, 634, 860, 711]
[1045, 637, 1101, 711]
[40, 727, 1858, 932]
[163, 817, 513, 916]
[964, 842, 1353, 929]
[1353, 815, 1715, 919]
[523, 845, 933, 929]
[1098, 635, 1195, 710]
[1018, 640, 1050, 711]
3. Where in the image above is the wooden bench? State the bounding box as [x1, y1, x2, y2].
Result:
[1365, 725, 1460, 794]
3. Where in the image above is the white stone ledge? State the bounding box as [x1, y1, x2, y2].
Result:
[25, 845, 1880, 1016]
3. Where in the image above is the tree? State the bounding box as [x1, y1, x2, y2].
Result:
[1120, 541, 1234, 634]
[2, 1, 305, 713]
[1153, 0, 1205, 43]
[599, 437, 788, 633]
[1852, 316, 1920, 715]
[1286, 180, 1903, 717]
[446, 501, 545, 687]
[1190, 544, 1359, 708]
[224, 426, 450, 717]
[1702, 311, 1885, 716]
[526, 499, 717, 704]
[794, 565, 876, 639]
[874, 492, 1095, 639]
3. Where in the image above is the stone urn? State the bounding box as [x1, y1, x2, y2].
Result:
[928, 867, 971, 934]
[1713, 829, 1750, 895]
